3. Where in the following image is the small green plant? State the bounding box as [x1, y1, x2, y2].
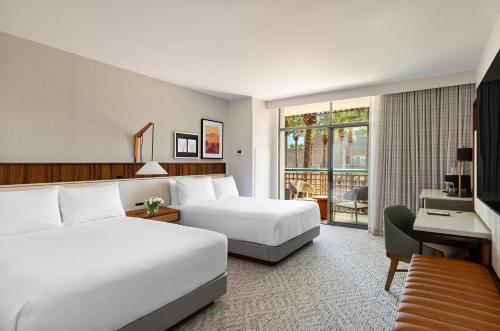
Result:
[146, 196, 164, 215]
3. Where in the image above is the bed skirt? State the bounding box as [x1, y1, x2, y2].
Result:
[228, 225, 320, 263]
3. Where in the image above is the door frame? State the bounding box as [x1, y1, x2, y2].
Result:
[326, 123, 368, 229]
[278, 120, 368, 228]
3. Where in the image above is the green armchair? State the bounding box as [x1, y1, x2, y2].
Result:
[384, 205, 468, 291]
[383, 205, 436, 291]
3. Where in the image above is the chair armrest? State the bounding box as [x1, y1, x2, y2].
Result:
[384, 221, 432, 259]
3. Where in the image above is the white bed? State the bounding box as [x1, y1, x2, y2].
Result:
[0, 217, 227, 331]
[175, 196, 320, 247]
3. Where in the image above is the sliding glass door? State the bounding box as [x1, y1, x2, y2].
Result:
[279, 99, 369, 228]
[328, 124, 369, 227]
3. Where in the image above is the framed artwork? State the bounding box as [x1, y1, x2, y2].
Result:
[201, 119, 223, 159]
[174, 132, 199, 159]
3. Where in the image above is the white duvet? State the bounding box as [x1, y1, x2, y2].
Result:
[0, 217, 227, 331]
[175, 197, 320, 246]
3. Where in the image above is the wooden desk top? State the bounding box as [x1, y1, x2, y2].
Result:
[420, 189, 473, 201]
[414, 208, 491, 240]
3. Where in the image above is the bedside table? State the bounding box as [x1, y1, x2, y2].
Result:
[126, 207, 180, 223]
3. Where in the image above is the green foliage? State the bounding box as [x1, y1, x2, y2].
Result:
[317, 111, 332, 125]
[332, 107, 368, 123]
[288, 143, 304, 150]
[284, 107, 368, 128]
[284, 116, 304, 128]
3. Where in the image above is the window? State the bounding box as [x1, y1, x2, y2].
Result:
[279, 97, 370, 228]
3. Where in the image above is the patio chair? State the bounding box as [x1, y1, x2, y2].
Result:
[289, 180, 316, 200]
[333, 186, 368, 224]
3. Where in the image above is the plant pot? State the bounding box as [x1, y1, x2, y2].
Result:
[146, 204, 160, 215]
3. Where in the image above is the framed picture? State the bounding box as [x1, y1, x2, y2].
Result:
[174, 132, 199, 159]
[201, 119, 223, 159]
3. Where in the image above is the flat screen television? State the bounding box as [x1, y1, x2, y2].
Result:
[477, 50, 500, 214]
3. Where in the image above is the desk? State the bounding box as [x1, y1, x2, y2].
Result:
[414, 208, 491, 265]
[419, 189, 473, 211]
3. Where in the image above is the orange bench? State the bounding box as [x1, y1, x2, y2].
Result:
[393, 254, 500, 330]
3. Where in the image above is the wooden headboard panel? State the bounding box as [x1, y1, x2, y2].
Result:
[0, 163, 226, 185]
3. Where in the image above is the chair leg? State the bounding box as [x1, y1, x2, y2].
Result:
[385, 255, 399, 291]
[355, 209, 358, 224]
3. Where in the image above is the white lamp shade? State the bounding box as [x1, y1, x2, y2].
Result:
[136, 161, 168, 175]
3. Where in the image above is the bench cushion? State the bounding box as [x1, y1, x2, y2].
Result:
[393, 254, 500, 330]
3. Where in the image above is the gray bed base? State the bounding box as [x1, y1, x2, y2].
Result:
[228, 226, 320, 263]
[119, 272, 227, 331]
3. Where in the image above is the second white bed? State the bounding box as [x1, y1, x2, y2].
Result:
[175, 196, 320, 247]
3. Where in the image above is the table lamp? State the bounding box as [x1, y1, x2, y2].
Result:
[134, 122, 168, 176]
[456, 147, 473, 197]
[136, 161, 167, 175]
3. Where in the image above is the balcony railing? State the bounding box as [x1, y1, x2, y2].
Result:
[284, 168, 368, 201]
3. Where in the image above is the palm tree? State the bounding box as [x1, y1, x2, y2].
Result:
[322, 131, 328, 168]
[332, 108, 367, 168]
[338, 127, 346, 142]
[302, 113, 317, 168]
[285, 108, 367, 169]
[347, 128, 356, 167]
[314, 112, 332, 170]
[332, 107, 368, 123]
[285, 116, 304, 168]
[293, 132, 300, 167]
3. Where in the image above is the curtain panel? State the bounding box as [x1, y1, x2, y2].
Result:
[368, 84, 475, 235]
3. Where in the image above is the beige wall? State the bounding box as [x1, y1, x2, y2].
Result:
[475, 15, 500, 278]
[0, 31, 228, 163]
[252, 98, 278, 198]
[225, 98, 254, 196]
[224, 97, 278, 198]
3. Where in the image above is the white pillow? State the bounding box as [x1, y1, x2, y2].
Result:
[212, 176, 239, 199]
[59, 183, 125, 226]
[167, 179, 178, 206]
[0, 186, 62, 237]
[176, 177, 216, 205]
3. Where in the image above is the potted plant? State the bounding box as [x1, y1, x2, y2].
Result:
[146, 196, 164, 215]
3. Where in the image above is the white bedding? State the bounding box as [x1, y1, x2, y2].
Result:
[0, 217, 227, 331]
[175, 197, 320, 246]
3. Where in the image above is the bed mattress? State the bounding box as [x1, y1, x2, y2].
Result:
[175, 197, 320, 246]
[0, 217, 227, 331]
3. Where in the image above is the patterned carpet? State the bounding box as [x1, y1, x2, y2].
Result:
[173, 225, 406, 330]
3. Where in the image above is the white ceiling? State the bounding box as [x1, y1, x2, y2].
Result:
[1, 0, 499, 101]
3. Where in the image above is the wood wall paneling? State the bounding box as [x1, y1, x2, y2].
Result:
[0, 163, 226, 185]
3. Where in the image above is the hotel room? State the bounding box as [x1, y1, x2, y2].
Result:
[1, 1, 500, 330]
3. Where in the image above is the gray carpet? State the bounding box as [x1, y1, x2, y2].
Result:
[173, 225, 406, 330]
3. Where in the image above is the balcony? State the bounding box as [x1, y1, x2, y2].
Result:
[284, 168, 368, 225]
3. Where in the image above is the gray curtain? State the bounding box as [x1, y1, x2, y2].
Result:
[368, 84, 475, 235]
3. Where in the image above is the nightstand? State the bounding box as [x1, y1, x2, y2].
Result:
[126, 207, 180, 223]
